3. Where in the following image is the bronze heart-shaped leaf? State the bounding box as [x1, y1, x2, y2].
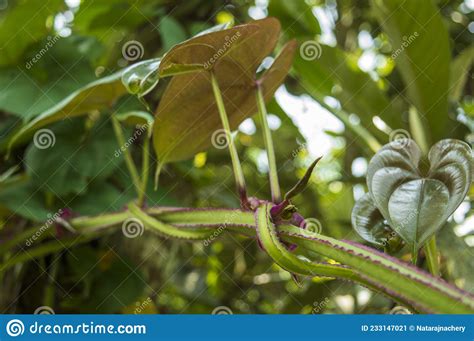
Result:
[152, 19, 297, 164]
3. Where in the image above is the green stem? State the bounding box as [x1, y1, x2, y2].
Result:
[424, 236, 439, 276]
[412, 247, 418, 266]
[2, 207, 473, 313]
[210, 72, 248, 206]
[138, 127, 151, 206]
[256, 87, 281, 203]
[111, 116, 142, 198]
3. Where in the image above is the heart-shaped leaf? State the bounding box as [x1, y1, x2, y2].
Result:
[351, 193, 388, 246]
[158, 18, 280, 77]
[388, 179, 449, 251]
[153, 20, 296, 164]
[353, 138, 473, 252]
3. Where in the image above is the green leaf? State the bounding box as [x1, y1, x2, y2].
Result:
[8, 70, 127, 150]
[0, 0, 63, 66]
[24, 119, 127, 196]
[0, 37, 99, 121]
[450, 47, 474, 102]
[158, 16, 187, 51]
[372, 0, 451, 141]
[0, 180, 52, 221]
[267, 0, 320, 38]
[153, 18, 285, 163]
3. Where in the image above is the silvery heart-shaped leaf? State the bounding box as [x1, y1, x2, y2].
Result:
[388, 178, 449, 251]
[367, 139, 421, 194]
[351, 193, 389, 246]
[428, 139, 473, 220]
[354, 138, 473, 252]
[370, 166, 417, 223]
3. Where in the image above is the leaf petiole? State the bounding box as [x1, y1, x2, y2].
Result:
[256, 87, 281, 203]
[210, 72, 248, 207]
[424, 236, 439, 276]
[111, 116, 143, 200]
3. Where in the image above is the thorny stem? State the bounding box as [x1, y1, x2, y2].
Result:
[111, 116, 143, 199]
[256, 86, 281, 203]
[210, 72, 248, 207]
[2, 206, 473, 313]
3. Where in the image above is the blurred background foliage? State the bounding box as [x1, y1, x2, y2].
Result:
[0, 0, 473, 314]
